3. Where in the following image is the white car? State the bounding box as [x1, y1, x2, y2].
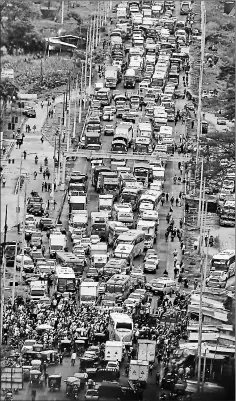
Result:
[25, 214, 36, 225]
[107, 361, 119, 370]
[143, 259, 157, 273]
[90, 235, 100, 244]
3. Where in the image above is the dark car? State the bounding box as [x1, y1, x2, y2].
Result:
[39, 218, 54, 231]
[26, 109, 36, 118]
[86, 268, 99, 281]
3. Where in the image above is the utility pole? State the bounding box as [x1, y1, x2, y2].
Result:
[73, 75, 78, 138]
[51, 135, 56, 204]
[92, 15, 96, 51]
[79, 62, 84, 123]
[95, 3, 99, 48]
[12, 155, 23, 305]
[57, 117, 62, 186]
[88, 21, 93, 97]
[0, 206, 8, 344]
[61, 0, 64, 24]
[61, 154, 66, 190]
[84, 28, 89, 104]
[20, 181, 27, 282]
[199, 178, 206, 255]
[66, 98, 71, 152]
[195, 1, 206, 168]
[203, 226, 210, 292]
[197, 158, 204, 226]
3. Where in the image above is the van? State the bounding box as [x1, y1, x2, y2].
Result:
[150, 277, 177, 295]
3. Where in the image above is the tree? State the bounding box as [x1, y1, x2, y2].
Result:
[2, 20, 44, 54]
[0, 0, 40, 27]
[218, 56, 235, 120]
[0, 79, 19, 131]
[199, 129, 235, 179]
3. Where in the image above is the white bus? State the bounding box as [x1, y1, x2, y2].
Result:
[211, 250, 235, 277]
[116, 230, 145, 258]
[109, 312, 133, 345]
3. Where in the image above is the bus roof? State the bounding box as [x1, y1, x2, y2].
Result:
[212, 250, 235, 259]
[110, 312, 133, 322]
[107, 274, 130, 283]
[56, 252, 82, 261]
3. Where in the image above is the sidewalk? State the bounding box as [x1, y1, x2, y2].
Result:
[1, 100, 63, 238]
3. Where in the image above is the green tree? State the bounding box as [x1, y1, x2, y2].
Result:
[218, 56, 235, 120]
[200, 129, 235, 179]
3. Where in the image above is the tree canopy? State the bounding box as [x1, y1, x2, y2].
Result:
[200, 129, 235, 179]
[0, 0, 43, 54]
[0, 79, 19, 103]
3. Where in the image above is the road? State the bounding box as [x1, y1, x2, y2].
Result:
[7, 1, 214, 401]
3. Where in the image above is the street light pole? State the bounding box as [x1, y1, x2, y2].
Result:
[197, 158, 204, 227]
[73, 75, 78, 138]
[20, 181, 27, 283]
[84, 28, 89, 104]
[0, 206, 8, 345]
[95, 3, 99, 48]
[12, 154, 23, 305]
[66, 98, 71, 152]
[79, 62, 84, 123]
[57, 117, 62, 186]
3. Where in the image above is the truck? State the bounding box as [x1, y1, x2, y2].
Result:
[90, 243, 108, 269]
[102, 177, 121, 200]
[30, 280, 48, 301]
[105, 66, 118, 89]
[136, 219, 156, 248]
[123, 68, 136, 88]
[49, 233, 66, 258]
[91, 211, 109, 241]
[69, 211, 88, 237]
[117, 6, 127, 19]
[99, 195, 114, 217]
[115, 122, 133, 146]
[69, 195, 87, 215]
[105, 341, 123, 362]
[128, 360, 149, 383]
[137, 340, 156, 362]
[85, 131, 101, 150]
[117, 211, 134, 229]
[80, 281, 99, 305]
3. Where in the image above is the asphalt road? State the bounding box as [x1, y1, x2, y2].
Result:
[10, 2, 199, 400]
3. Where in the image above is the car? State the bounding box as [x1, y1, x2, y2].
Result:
[217, 118, 227, 125]
[107, 361, 119, 370]
[16, 254, 35, 272]
[86, 268, 99, 280]
[85, 389, 99, 401]
[146, 277, 177, 295]
[206, 277, 226, 289]
[104, 124, 115, 136]
[26, 109, 36, 118]
[207, 270, 228, 282]
[128, 293, 142, 305]
[98, 283, 106, 294]
[144, 249, 158, 261]
[146, 254, 159, 267]
[122, 111, 136, 123]
[30, 232, 42, 248]
[39, 218, 54, 231]
[25, 224, 37, 239]
[25, 214, 36, 225]
[180, 1, 191, 15]
[143, 259, 157, 273]
[90, 235, 100, 244]
[133, 289, 148, 302]
[79, 237, 91, 253]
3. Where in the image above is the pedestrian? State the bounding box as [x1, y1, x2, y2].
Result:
[174, 267, 179, 279]
[161, 196, 165, 206]
[176, 198, 179, 206]
[2, 177, 6, 188]
[182, 245, 185, 255]
[149, 363, 154, 376]
[53, 200, 57, 210]
[41, 101, 44, 109]
[178, 161, 181, 170]
[170, 196, 174, 206]
[71, 351, 76, 366]
[47, 171, 50, 180]
[48, 183, 51, 192]
[42, 182, 44, 192]
[41, 136, 44, 144]
[204, 234, 208, 247]
[47, 199, 50, 208]
[23, 150, 27, 159]
[165, 230, 169, 242]
[194, 278, 198, 290]
[156, 371, 160, 385]
[185, 202, 189, 213]
[34, 171, 37, 180]
[42, 246, 45, 257]
[44, 182, 48, 191]
[165, 192, 169, 202]
[191, 120, 194, 129]
[31, 389, 36, 401]
[44, 370, 48, 385]
[173, 256, 178, 267]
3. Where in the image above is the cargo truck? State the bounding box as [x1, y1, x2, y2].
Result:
[124, 68, 136, 88]
[90, 243, 108, 269]
[105, 341, 123, 362]
[137, 339, 156, 362]
[80, 281, 99, 305]
[69, 195, 87, 215]
[129, 360, 149, 385]
[105, 66, 118, 88]
[85, 131, 101, 150]
[91, 211, 109, 240]
[99, 195, 114, 217]
[49, 233, 66, 258]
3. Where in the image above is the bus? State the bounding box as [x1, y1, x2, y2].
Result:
[95, 88, 112, 106]
[106, 274, 131, 301]
[109, 312, 133, 345]
[219, 200, 235, 227]
[55, 266, 76, 292]
[107, 221, 129, 247]
[55, 252, 84, 276]
[115, 230, 145, 258]
[211, 250, 235, 277]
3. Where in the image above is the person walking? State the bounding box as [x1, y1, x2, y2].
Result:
[31, 389, 36, 401]
[2, 177, 6, 188]
[41, 245, 45, 257]
[34, 171, 37, 180]
[46, 171, 50, 180]
[41, 136, 44, 144]
[175, 198, 179, 207]
[44, 182, 48, 191]
[44, 370, 48, 385]
[71, 351, 76, 366]
[165, 192, 169, 202]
